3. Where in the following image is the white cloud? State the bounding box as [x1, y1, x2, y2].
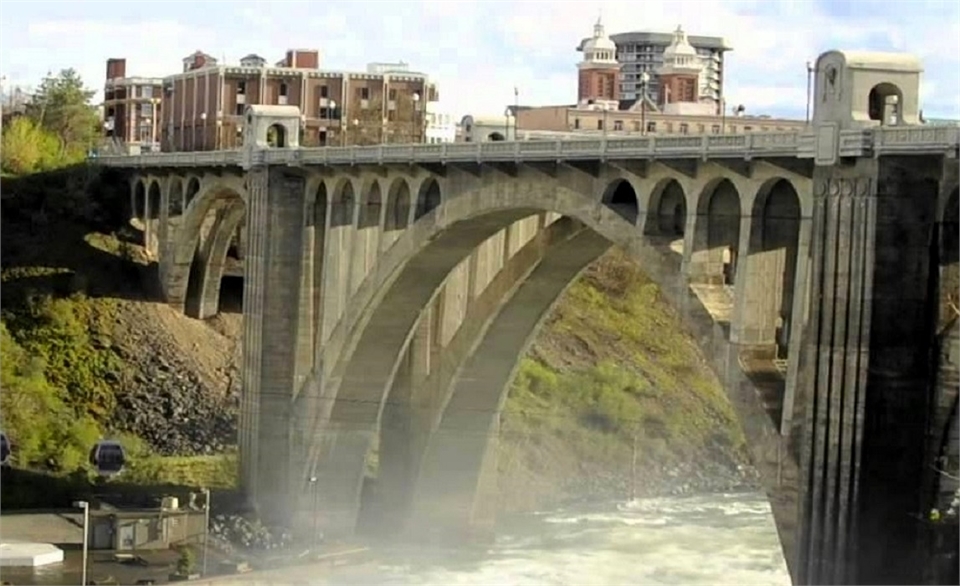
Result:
[3, 0, 958, 120]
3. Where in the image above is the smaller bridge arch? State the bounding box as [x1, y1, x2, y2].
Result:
[168, 177, 185, 216]
[690, 178, 742, 286]
[331, 179, 357, 227]
[646, 178, 688, 239]
[359, 179, 383, 229]
[185, 176, 201, 209]
[386, 178, 412, 231]
[601, 178, 640, 225]
[415, 178, 442, 221]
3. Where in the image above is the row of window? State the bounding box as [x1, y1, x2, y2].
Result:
[235, 80, 410, 104]
[572, 118, 776, 134]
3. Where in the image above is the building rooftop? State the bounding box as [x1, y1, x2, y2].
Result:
[578, 30, 732, 52]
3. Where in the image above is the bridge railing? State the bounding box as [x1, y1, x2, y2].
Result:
[94, 126, 958, 169]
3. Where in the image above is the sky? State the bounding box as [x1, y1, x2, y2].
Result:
[1, 0, 958, 120]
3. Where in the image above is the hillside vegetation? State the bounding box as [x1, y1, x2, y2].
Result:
[0, 70, 752, 512]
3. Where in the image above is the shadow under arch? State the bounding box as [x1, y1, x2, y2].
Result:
[294, 184, 787, 545]
[359, 179, 383, 229]
[601, 178, 639, 225]
[691, 177, 742, 286]
[132, 180, 146, 222]
[331, 178, 357, 227]
[385, 178, 412, 231]
[645, 178, 687, 239]
[743, 178, 802, 360]
[168, 177, 185, 216]
[184, 176, 201, 209]
[415, 178, 442, 221]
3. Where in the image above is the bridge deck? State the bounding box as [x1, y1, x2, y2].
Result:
[94, 126, 958, 169]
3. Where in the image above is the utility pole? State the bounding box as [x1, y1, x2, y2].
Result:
[805, 61, 814, 125]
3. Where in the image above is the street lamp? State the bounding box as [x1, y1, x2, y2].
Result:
[199, 112, 207, 151]
[639, 71, 650, 136]
[72, 500, 90, 586]
[805, 61, 814, 125]
[200, 488, 211, 577]
[352, 118, 360, 146]
[411, 92, 421, 143]
[503, 107, 512, 141]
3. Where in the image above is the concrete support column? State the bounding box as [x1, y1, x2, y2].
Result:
[796, 159, 939, 585]
[374, 309, 434, 533]
[238, 167, 308, 527]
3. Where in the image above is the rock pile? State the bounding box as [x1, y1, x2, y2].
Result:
[113, 349, 240, 456]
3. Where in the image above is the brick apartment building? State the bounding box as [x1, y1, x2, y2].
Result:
[102, 58, 164, 153]
[153, 49, 438, 151]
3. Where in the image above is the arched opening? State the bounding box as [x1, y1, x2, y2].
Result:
[414, 178, 442, 221]
[185, 176, 201, 210]
[267, 124, 287, 148]
[169, 178, 184, 216]
[312, 183, 329, 340]
[385, 179, 411, 231]
[748, 179, 801, 359]
[487, 132, 506, 141]
[169, 184, 247, 319]
[331, 180, 356, 227]
[133, 180, 146, 221]
[184, 197, 246, 319]
[602, 179, 639, 224]
[655, 180, 687, 238]
[698, 179, 741, 286]
[359, 181, 383, 229]
[868, 82, 903, 126]
[146, 181, 162, 221]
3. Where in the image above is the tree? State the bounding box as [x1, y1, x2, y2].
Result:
[0, 116, 60, 175]
[25, 69, 99, 162]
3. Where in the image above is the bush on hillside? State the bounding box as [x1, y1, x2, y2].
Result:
[3, 293, 124, 419]
[0, 117, 62, 176]
[0, 322, 102, 471]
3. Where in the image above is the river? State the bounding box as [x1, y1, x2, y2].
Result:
[319, 491, 791, 586]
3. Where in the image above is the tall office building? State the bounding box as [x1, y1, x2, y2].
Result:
[578, 26, 731, 109]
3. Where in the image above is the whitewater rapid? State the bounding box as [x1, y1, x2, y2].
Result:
[323, 491, 791, 586]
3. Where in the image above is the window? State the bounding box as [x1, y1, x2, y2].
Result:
[711, 124, 721, 134]
[319, 129, 327, 146]
[138, 125, 152, 142]
[141, 103, 154, 118]
[279, 82, 288, 97]
[646, 121, 656, 133]
[388, 88, 397, 100]
[235, 104, 245, 116]
[597, 120, 603, 130]
[679, 123, 689, 134]
[319, 85, 328, 98]
[743, 126, 753, 132]
[237, 80, 246, 95]
[357, 87, 370, 100]
[574, 118, 580, 129]
[141, 85, 154, 99]
[319, 107, 330, 119]
[613, 120, 623, 131]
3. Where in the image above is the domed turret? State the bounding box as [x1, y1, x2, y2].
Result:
[659, 25, 701, 75]
[580, 15, 617, 66]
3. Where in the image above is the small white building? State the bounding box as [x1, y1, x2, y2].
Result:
[457, 113, 518, 142]
[425, 102, 457, 144]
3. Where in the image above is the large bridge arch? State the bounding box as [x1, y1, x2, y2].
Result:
[688, 177, 743, 286]
[165, 176, 246, 316]
[295, 178, 790, 548]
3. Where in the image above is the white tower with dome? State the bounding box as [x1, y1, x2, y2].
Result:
[576, 15, 621, 110]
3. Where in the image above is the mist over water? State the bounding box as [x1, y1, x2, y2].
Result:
[322, 491, 791, 586]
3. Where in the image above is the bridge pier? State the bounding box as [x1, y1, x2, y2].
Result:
[239, 166, 310, 526]
[796, 156, 943, 585]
